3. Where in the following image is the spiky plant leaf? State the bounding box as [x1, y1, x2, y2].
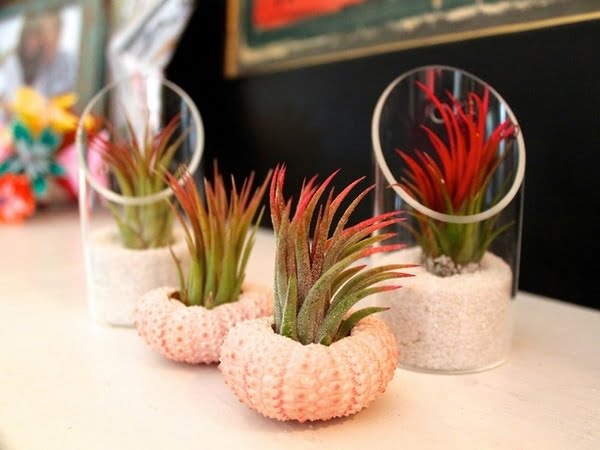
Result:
[333, 307, 389, 342]
[166, 163, 271, 308]
[270, 165, 415, 345]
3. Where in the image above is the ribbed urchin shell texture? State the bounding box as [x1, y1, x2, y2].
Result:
[219, 315, 399, 422]
[134, 283, 272, 364]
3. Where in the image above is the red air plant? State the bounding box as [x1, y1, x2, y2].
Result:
[397, 81, 519, 271]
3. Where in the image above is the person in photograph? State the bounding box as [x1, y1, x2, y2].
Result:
[1, 9, 78, 105]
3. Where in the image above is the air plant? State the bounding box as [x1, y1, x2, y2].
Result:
[95, 115, 185, 249]
[134, 164, 272, 364]
[271, 165, 414, 344]
[165, 164, 271, 308]
[397, 81, 519, 274]
[219, 166, 413, 422]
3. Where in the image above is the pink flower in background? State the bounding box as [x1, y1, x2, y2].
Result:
[0, 122, 13, 163]
[56, 131, 109, 196]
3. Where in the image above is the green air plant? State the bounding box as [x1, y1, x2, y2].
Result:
[397, 81, 519, 274]
[165, 164, 271, 308]
[270, 165, 415, 346]
[96, 115, 186, 249]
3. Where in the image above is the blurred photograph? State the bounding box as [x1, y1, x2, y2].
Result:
[0, 4, 82, 114]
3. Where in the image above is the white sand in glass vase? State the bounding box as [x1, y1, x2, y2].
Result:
[376, 246, 513, 373]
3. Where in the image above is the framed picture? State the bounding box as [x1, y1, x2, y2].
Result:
[0, 0, 106, 114]
[225, 0, 600, 78]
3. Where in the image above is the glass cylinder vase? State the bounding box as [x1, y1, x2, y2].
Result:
[77, 75, 204, 326]
[372, 65, 525, 373]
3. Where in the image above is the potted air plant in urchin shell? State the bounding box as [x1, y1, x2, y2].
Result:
[372, 66, 526, 373]
[134, 165, 273, 364]
[78, 77, 203, 327]
[219, 166, 414, 422]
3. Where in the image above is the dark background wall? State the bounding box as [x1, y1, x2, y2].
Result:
[167, 2, 599, 309]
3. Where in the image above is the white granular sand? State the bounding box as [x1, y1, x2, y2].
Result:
[376, 247, 513, 373]
[85, 227, 190, 326]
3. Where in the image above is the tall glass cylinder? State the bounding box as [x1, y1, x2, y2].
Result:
[77, 75, 204, 326]
[372, 66, 525, 373]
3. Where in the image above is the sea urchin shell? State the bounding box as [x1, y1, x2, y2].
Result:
[134, 283, 272, 364]
[219, 315, 399, 422]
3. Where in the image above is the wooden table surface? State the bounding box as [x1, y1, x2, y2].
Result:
[1, 208, 599, 450]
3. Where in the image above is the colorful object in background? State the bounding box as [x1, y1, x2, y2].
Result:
[0, 174, 36, 223]
[0, 125, 12, 162]
[0, 87, 100, 222]
[0, 122, 64, 197]
[253, 0, 368, 30]
[56, 132, 108, 198]
[8, 88, 82, 136]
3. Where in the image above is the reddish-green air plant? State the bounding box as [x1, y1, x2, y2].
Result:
[270, 165, 415, 345]
[96, 114, 185, 249]
[166, 164, 271, 308]
[398, 81, 517, 215]
[397, 81, 519, 268]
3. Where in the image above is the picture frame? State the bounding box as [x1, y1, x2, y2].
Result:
[0, 0, 106, 113]
[225, 0, 600, 78]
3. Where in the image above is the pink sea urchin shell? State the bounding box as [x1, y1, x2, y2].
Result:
[134, 283, 272, 364]
[219, 315, 399, 422]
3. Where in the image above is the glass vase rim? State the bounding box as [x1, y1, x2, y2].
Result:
[76, 74, 204, 207]
[371, 64, 526, 224]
